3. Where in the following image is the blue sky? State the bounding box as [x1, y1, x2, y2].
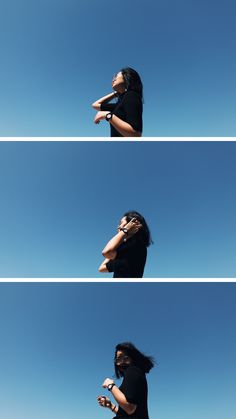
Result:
[0, 282, 235, 419]
[0, 0, 236, 136]
[0, 141, 235, 277]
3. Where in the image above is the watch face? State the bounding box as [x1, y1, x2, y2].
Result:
[106, 113, 112, 120]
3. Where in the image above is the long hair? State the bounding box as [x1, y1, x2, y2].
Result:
[120, 67, 143, 101]
[114, 342, 155, 378]
[123, 210, 153, 247]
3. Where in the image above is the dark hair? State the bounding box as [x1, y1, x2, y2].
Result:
[120, 67, 143, 101]
[123, 210, 153, 247]
[114, 342, 155, 378]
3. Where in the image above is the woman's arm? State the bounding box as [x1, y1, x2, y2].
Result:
[102, 380, 137, 415]
[101, 219, 142, 259]
[98, 258, 110, 273]
[109, 113, 142, 137]
[92, 92, 117, 110]
[111, 385, 137, 415]
[94, 111, 142, 137]
[101, 230, 126, 259]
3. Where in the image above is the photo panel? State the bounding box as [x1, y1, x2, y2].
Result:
[0, 282, 235, 419]
[1, 1, 235, 137]
[0, 140, 235, 278]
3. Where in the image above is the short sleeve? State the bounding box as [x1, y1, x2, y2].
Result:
[100, 103, 117, 112]
[105, 242, 129, 272]
[106, 259, 115, 272]
[122, 92, 143, 133]
[122, 367, 144, 404]
[106, 259, 125, 273]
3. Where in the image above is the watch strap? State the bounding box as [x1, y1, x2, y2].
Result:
[106, 112, 113, 121]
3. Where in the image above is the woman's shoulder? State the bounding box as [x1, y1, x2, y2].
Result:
[125, 237, 147, 252]
[117, 238, 146, 256]
[133, 238, 147, 252]
[126, 365, 145, 377]
[123, 90, 142, 102]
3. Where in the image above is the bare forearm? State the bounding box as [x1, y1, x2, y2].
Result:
[109, 114, 142, 137]
[102, 231, 126, 258]
[111, 386, 136, 415]
[92, 92, 117, 109]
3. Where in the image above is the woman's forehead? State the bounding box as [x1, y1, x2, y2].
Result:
[116, 349, 125, 356]
[114, 71, 123, 78]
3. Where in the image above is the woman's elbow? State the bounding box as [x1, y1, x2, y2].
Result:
[98, 262, 108, 272]
[133, 130, 142, 137]
[102, 251, 112, 259]
[102, 250, 116, 259]
[102, 248, 111, 258]
[91, 102, 100, 110]
[124, 404, 137, 415]
[126, 127, 142, 137]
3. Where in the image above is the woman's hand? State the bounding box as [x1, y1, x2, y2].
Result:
[94, 111, 109, 124]
[102, 378, 114, 388]
[97, 395, 112, 409]
[124, 218, 142, 236]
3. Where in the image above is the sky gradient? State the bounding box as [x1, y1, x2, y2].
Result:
[0, 0, 236, 136]
[0, 282, 235, 419]
[0, 141, 235, 277]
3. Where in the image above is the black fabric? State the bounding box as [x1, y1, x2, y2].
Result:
[106, 238, 147, 278]
[114, 366, 149, 419]
[100, 91, 143, 137]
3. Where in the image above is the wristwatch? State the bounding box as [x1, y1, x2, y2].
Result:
[106, 112, 113, 122]
[120, 227, 128, 235]
[107, 383, 115, 391]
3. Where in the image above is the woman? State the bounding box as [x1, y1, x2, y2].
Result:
[98, 211, 152, 278]
[92, 67, 143, 137]
[97, 342, 154, 419]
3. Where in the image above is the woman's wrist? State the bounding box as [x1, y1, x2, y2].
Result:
[110, 403, 117, 412]
[118, 230, 127, 240]
[119, 227, 128, 235]
[107, 382, 116, 391]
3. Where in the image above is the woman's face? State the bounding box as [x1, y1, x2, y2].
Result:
[112, 71, 126, 93]
[117, 216, 127, 232]
[115, 350, 132, 371]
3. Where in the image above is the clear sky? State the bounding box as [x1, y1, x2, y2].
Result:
[0, 140, 235, 278]
[0, 0, 236, 136]
[0, 282, 235, 419]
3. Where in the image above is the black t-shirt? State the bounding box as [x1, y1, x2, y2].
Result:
[106, 238, 147, 278]
[115, 366, 149, 419]
[100, 91, 143, 137]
